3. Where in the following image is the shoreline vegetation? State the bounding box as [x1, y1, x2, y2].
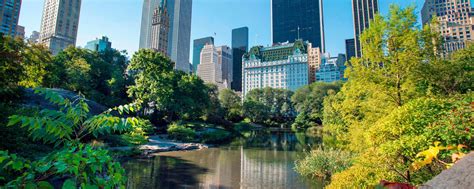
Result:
[0, 5, 472, 189]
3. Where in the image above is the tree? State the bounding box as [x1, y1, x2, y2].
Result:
[18, 44, 53, 88]
[291, 82, 343, 129]
[243, 87, 295, 127]
[1, 88, 147, 188]
[0, 35, 25, 101]
[127, 49, 210, 123]
[218, 89, 243, 122]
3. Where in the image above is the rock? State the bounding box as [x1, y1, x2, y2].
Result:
[420, 152, 474, 189]
[21, 88, 107, 115]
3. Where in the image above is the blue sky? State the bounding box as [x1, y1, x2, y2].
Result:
[20, 0, 424, 59]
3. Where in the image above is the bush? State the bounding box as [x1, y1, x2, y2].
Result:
[200, 129, 232, 144]
[167, 123, 196, 142]
[295, 148, 353, 180]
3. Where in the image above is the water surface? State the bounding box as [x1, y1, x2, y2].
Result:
[123, 131, 322, 189]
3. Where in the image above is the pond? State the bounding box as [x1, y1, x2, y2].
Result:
[123, 130, 323, 189]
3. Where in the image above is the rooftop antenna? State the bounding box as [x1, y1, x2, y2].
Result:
[297, 26, 300, 40]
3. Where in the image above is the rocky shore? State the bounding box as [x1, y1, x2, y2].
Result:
[110, 135, 208, 157]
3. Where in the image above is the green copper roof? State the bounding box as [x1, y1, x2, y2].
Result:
[244, 40, 308, 62]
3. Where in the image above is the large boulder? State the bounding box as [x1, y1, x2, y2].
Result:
[21, 88, 107, 115]
[420, 152, 474, 189]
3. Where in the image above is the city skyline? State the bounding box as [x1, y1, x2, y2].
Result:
[20, 0, 427, 58]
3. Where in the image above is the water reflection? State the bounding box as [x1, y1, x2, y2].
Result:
[123, 131, 322, 189]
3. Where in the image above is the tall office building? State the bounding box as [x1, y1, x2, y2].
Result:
[216, 45, 233, 89]
[167, 0, 192, 72]
[345, 38, 356, 61]
[39, 0, 82, 55]
[150, 0, 169, 55]
[422, 0, 474, 53]
[352, 0, 378, 58]
[192, 36, 214, 74]
[140, 0, 192, 72]
[197, 44, 231, 90]
[271, 0, 325, 51]
[85, 36, 112, 52]
[15, 24, 24, 38]
[231, 27, 249, 91]
[0, 0, 22, 37]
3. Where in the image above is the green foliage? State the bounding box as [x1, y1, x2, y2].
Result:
[243, 87, 295, 127]
[0, 35, 25, 100]
[295, 148, 353, 180]
[1, 88, 146, 187]
[291, 82, 342, 129]
[127, 49, 210, 123]
[167, 123, 197, 142]
[1, 144, 126, 188]
[317, 6, 473, 187]
[50, 47, 131, 107]
[200, 129, 232, 144]
[218, 89, 243, 122]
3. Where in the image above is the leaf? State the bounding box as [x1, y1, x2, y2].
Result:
[82, 184, 99, 189]
[12, 160, 24, 170]
[62, 179, 77, 189]
[38, 181, 54, 189]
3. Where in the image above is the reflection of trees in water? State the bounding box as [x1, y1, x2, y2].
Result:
[123, 156, 209, 189]
[242, 130, 321, 151]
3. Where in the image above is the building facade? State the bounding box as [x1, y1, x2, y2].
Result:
[85, 36, 112, 52]
[422, 0, 474, 53]
[352, 0, 379, 58]
[39, 0, 82, 55]
[140, 0, 192, 72]
[150, 0, 169, 55]
[316, 53, 347, 83]
[271, 0, 325, 51]
[217, 45, 233, 89]
[15, 24, 23, 38]
[242, 40, 319, 96]
[28, 30, 39, 43]
[167, 0, 192, 72]
[231, 27, 249, 91]
[197, 44, 229, 90]
[0, 0, 21, 37]
[345, 38, 356, 61]
[192, 36, 214, 74]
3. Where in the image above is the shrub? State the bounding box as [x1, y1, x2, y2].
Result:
[167, 123, 196, 142]
[200, 129, 232, 144]
[295, 148, 353, 180]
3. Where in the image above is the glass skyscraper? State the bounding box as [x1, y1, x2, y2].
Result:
[352, 0, 378, 57]
[345, 38, 355, 61]
[271, 0, 325, 51]
[85, 36, 112, 52]
[0, 0, 21, 37]
[231, 27, 249, 92]
[192, 36, 214, 74]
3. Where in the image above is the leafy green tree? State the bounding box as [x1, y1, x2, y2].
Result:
[0, 35, 25, 101]
[127, 49, 209, 123]
[18, 44, 53, 88]
[291, 82, 343, 129]
[1, 88, 145, 188]
[243, 87, 295, 127]
[218, 89, 243, 122]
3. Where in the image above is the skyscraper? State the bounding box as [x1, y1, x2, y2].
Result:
[197, 44, 231, 90]
[192, 36, 214, 74]
[150, 0, 169, 55]
[167, 0, 192, 72]
[422, 0, 473, 53]
[352, 0, 378, 58]
[216, 45, 233, 90]
[140, 0, 192, 72]
[39, 0, 82, 55]
[345, 38, 356, 61]
[28, 31, 40, 44]
[15, 24, 24, 38]
[231, 27, 249, 92]
[0, 0, 22, 37]
[271, 0, 325, 51]
[85, 36, 112, 52]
